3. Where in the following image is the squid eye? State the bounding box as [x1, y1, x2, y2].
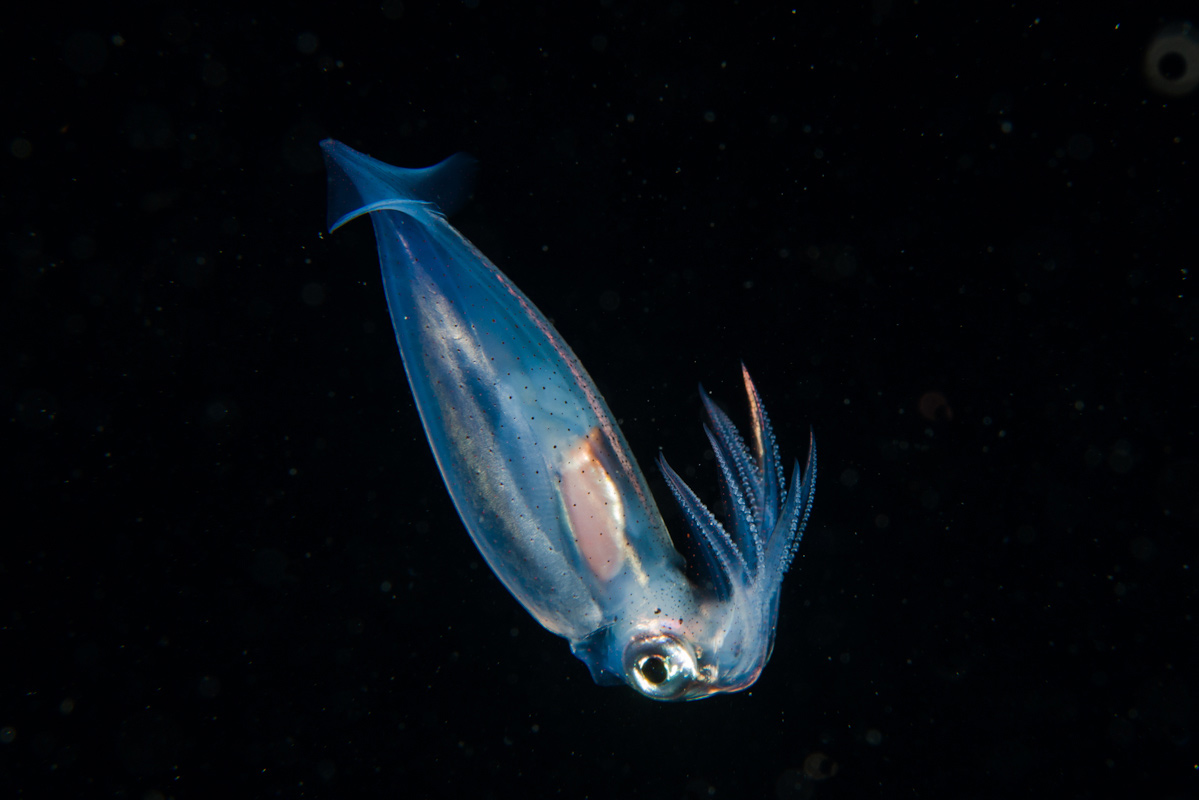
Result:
[624, 634, 701, 700]
[640, 655, 669, 685]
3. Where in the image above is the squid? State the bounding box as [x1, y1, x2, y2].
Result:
[320, 139, 816, 700]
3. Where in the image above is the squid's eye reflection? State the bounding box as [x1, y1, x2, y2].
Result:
[624, 634, 704, 700]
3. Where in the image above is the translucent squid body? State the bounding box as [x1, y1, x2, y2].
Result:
[320, 140, 816, 701]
